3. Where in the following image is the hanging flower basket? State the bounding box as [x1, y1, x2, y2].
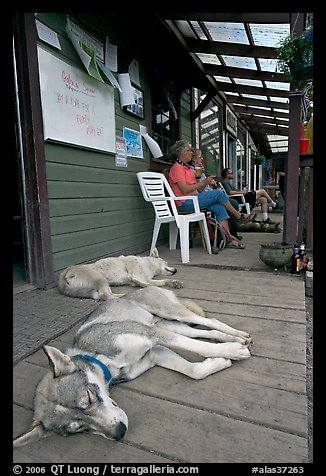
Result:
[277, 27, 313, 89]
[252, 154, 265, 166]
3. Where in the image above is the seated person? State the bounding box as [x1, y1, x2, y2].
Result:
[220, 167, 279, 225]
[190, 148, 242, 240]
[168, 140, 255, 249]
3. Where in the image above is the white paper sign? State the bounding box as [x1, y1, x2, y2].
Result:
[118, 73, 135, 107]
[37, 46, 116, 153]
[36, 20, 61, 49]
[142, 133, 163, 159]
[105, 38, 118, 72]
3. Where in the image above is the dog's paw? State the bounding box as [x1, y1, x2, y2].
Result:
[171, 280, 183, 289]
[228, 343, 251, 360]
[194, 358, 232, 379]
[214, 342, 251, 360]
[234, 329, 251, 339]
[245, 335, 253, 347]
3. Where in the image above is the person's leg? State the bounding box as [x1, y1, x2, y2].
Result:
[256, 196, 277, 224]
[197, 193, 245, 248]
[228, 198, 241, 239]
[178, 192, 245, 248]
[255, 189, 276, 207]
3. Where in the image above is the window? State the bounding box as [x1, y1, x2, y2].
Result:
[151, 81, 180, 164]
[197, 92, 222, 177]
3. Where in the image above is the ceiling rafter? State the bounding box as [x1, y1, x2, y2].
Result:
[233, 105, 289, 119]
[204, 64, 286, 82]
[241, 115, 289, 127]
[248, 123, 289, 135]
[224, 95, 289, 110]
[213, 81, 289, 98]
[187, 39, 278, 59]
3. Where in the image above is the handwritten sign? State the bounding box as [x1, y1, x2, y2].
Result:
[37, 46, 116, 153]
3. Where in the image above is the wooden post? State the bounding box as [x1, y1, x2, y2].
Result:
[282, 13, 306, 246]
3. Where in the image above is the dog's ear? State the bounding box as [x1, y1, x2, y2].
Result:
[13, 421, 50, 447]
[43, 345, 76, 378]
[150, 247, 160, 258]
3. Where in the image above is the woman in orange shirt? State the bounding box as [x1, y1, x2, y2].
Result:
[168, 140, 253, 249]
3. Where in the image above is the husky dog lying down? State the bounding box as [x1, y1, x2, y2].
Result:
[58, 248, 183, 300]
[13, 287, 251, 447]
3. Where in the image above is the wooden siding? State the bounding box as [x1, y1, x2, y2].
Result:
[38, 13, 193, 272]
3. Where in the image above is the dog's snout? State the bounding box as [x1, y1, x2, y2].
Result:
[114, 421, 127, 440]
[165, 267, 177, 275]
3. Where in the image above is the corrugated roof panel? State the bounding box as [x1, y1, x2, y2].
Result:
[175, 20, 197, 38]
[265, 81, 290, 90]
[234, 78, 264, 87]
[250, 23, 290, 47]
[213, 75, 233, 83]
[222, 55, 257, 69]
[259, 58, 280, 72]
[196, 53, 221, 65]
[204, 22, 249, 44]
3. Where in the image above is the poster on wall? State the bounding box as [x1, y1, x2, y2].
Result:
[37, 46, 116, 153]
[123, 127, 143, 158]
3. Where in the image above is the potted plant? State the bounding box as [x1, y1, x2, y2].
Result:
[277, 25, 313, 89]
[252, 153, 265, 166]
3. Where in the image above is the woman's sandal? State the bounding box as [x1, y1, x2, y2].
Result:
[227, 240, 245, 249]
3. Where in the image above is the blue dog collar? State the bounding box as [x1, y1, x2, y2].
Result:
[74, 354, 114, 387]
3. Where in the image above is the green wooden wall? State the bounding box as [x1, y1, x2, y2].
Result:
[37, 13, 192, 272]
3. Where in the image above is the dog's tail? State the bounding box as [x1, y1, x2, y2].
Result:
[180, 298, 206, 317]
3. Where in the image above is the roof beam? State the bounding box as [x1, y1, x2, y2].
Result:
[233, 105, 289, 119]
[241, 115, 289, 127]
[158, 13, 290, 23]
[187, 39, 278, 59]
[190, 93, 213, 121]
[247, 123, 289, 136]
[204, 64, 287, 82]
[225, 94, 289, 110]
[213, 81, 289, 98]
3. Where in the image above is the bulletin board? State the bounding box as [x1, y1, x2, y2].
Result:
[37, 46, 116, 153]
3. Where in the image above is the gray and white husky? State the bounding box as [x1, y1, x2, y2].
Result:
[58, 248, 183, 300]
[13, 287, 251, 447]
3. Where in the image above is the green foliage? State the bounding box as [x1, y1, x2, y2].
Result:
[252, 154, 265, 165]
[277, 27, 313, 89]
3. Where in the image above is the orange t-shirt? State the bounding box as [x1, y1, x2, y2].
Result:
[168, 162, 198, 207]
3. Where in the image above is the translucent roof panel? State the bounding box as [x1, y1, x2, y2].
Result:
[265, 81, 290, 90]
[274, 108, 289, 114]
[269, 96, 289, 103]
[241, 94, 269, 101]
[234, 78, 264, 87]
[196, 53, 221, 65]
[189, 21, 207, 40]
[175, 20, 197, 38]
[250, 23, 290, 47]
[259, 58, 280, 72]
[213, 76, 232, 83]
[222, 55, 257, 69]
[267, 134, 289, 153]
[204, 22, 249, 44]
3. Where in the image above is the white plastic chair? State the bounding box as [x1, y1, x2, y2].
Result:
[137, 171, 212, 263]
[218, 182, 251, 214]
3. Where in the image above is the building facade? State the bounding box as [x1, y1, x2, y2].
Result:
[13, 13, 258, 288]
